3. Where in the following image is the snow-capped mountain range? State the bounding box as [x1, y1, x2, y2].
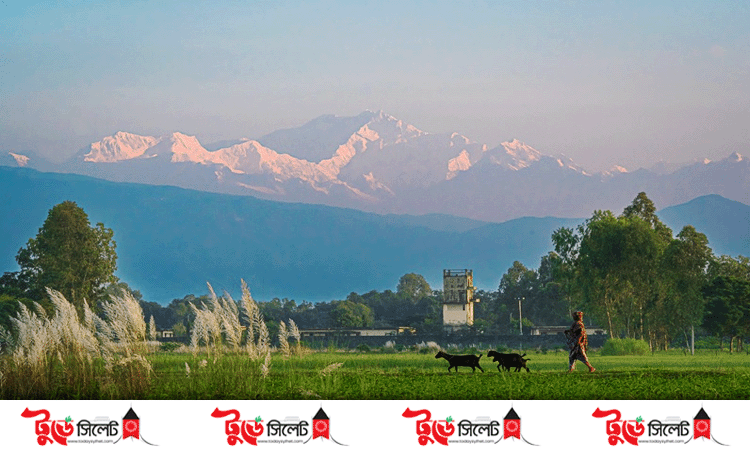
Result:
[4, 110, 749, 221]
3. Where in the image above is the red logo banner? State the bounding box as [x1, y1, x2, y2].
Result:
[123, 419, 140, 440]
[694, 420, 710, 439]
[313, 419, 330, 439]
[504, 419, 520, 439]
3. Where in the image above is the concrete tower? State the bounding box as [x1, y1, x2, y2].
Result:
[442, 269, 477, 329]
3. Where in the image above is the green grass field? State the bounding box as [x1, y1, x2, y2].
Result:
[143, 349, 750, 401]
[6, 292, 746, 401]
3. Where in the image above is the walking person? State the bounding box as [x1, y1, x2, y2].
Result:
[565, 311, 595, 373]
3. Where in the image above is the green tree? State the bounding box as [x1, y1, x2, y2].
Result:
[329, 300, 374, 328]
[575, 209, 627, 336]
[397, 273, 432, 302]
[621, 191, 672, 240]
[13, 201, 118, 313]
[703, 276, 750, 352]
[551, 226, 582, 315]
[708, 255, 750, 281]
[553, 193, 675, 341]
[534, 253, 571, 325]
[658, 225, 713, 349]
[497, 261, 536, 333]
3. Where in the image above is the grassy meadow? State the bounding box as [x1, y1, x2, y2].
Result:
[2, 287, 748, 400]
[144, 349, 750, 401]
[4, 346, 748, 400]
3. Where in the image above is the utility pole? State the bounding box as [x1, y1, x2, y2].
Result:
[519, 297, 524, 335]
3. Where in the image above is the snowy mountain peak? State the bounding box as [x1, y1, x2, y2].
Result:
[482, 139, 543, 170]
[602, 165, 629, 177]
[366, 110, 425, 140]
[500, 139, 542, 161]
[611, 165, 628, 173]
[85, 132, 161, 162]
[9, 152, 30, 167]
[20, 111, 750, 224]
[165, 132, 209, 163]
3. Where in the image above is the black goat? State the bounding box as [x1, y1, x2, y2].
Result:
[487, 350, 530, 373]
[435, 351, 484, 373]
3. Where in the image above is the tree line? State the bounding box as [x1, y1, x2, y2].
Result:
[551, 192, 750, 351]
[1, 196, 749, 351]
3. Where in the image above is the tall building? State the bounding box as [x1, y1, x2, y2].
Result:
[442, 269, 477, 328]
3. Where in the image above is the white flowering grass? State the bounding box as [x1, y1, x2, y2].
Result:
[278, 321, 290, 358]
[0, 288, 152, 399]
[148, 316, 157, 341]
[320, 362, 344, 376]
[181, 280, 287, 394]
[288, 319, 301, 354]
[415, 341, 443, 353]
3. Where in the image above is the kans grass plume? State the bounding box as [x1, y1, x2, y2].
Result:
[278, 321, 290, 358]
[0, 288, 152, 399]
[187, 280, 274, 379]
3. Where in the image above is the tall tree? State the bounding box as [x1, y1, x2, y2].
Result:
[703, 276, 750, 352]
[396, 273, 432, 302]
[497, 261, 537, 332]
[576, 209, 628, 336]
[658, 225, 713, 348]
[551, 226, 582, 315]
[708, 255, 750, 281]
[12, 201, 118, 313]
[621, 191, 672, 241]
[534, 253, 570, 325]
[330, 300, 374, 328]
[552, 193, 677, 340]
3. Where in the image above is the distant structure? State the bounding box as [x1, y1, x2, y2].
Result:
[299, 327, 416, 338]
[529, 325, 607, 336]
[442, 269, 477, 329]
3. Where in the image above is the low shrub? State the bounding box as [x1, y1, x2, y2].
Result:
[356, 343, 371, 353]
[414, 341, 441, 354]
[600, 338, 650, 356]
[160, 342, 181, 352]
[694, 336, 721, 350]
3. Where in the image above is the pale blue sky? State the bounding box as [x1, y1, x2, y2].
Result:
[1, 0, 748, 171]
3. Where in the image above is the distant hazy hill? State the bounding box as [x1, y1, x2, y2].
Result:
[1, 167, 746, 304]
[658, 194, 750, 258]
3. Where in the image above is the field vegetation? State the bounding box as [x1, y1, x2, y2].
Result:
[2, 287, 748, 400]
